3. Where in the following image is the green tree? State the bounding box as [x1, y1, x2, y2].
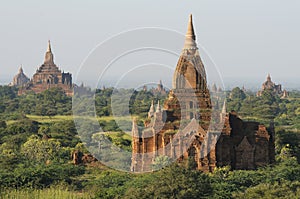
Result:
[152, 155, 172, 170]
[125, 164, 213, 199]
[230, 87, 246, 100]
[21, 135, 61, 163]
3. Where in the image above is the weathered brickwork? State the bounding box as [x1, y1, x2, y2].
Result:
[131, 15, 275, 172]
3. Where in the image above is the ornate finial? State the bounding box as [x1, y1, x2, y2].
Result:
[18, 65, 23, 73]
[187, 14, 195, 40]
[47, 40, 52, 52]
[267, 73, 271, 81]
[183, 14, 197, 50]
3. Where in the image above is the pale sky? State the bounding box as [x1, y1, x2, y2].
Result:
[1, 0, 299, 90]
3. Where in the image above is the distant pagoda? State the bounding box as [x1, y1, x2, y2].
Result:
[10, 66, 30, 87]
[257, 74, 281, 96]
[18, 41, 73, 96]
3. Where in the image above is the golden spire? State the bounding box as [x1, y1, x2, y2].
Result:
[47, 40, 52, 52]
[183, 14, 197, 50]
[187, 14, 196, 40]
[44, 40, 54, 64]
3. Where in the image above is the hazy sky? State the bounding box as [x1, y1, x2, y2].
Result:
[1, 0, 299, 89]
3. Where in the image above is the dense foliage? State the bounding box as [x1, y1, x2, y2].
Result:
[227, 87, 300, 126]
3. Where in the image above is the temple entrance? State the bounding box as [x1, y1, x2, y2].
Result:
[188, 146, 199, 169]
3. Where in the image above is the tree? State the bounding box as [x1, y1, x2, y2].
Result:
[230, 87, 246, 100]
[152, 155, 172, 170]
[233, 181, 300, 199]
[92, 132, 107, 153]
[21, 135, 61, 163]
[0, 120, 7, 129]
[124, 164, 213, 199]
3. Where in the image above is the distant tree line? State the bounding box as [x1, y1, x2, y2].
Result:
[0, 86, 166, 119]
[227, 87, 300, 127]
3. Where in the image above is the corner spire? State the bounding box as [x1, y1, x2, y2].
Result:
[222, 101, 227, 114]
[156, 100, 161, 112]
[183, 14, 197, 50]
[148, 100, 155, 118]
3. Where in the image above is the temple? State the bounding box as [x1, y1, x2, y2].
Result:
[131, 15, 275, 173]
[9, 66, 30, 87]
[18, 41, 73, 96]
[257, 74, 288, 98]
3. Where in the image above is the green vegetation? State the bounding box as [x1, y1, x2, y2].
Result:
[0, 85, 300, 198]
[227, 87, 300, 127]
[0, 188, 93, 199]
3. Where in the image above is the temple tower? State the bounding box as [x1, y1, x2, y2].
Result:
[10, 66, 30, 87]
[166, 14, 212, 131]
[131, 14, 214, 173]
[18, 41, 73, 96]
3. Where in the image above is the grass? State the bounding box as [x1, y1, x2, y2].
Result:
[27, 115, 74, 123]
[26, 115, 133, 123]
[105, 131, 132, 141]
[0, 188, 93, 199]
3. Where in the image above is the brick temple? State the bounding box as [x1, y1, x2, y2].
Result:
[131, 15, 275, 173]
[9, 66, 30, 87]
[257, 74, 288, 98]
[18, 41, 73, 96]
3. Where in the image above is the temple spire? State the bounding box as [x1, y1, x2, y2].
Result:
[44, 40, 54, 64]
[183, 14, 197, 50]
[47, 40, 52, 52]
[18, 65, 23, 74]
[267, 73, 271, 81]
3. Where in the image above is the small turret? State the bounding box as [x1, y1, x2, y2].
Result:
[148, 100, 155, 118]
[156, 100, 161, 113]
[157, 80, 163, 91]
[222, 101, 227, 114]
[220, 101, 227, 122]
[211, 83, 217, 93]
[281, 89, 289, 99]
[132, 117, 139, 138]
